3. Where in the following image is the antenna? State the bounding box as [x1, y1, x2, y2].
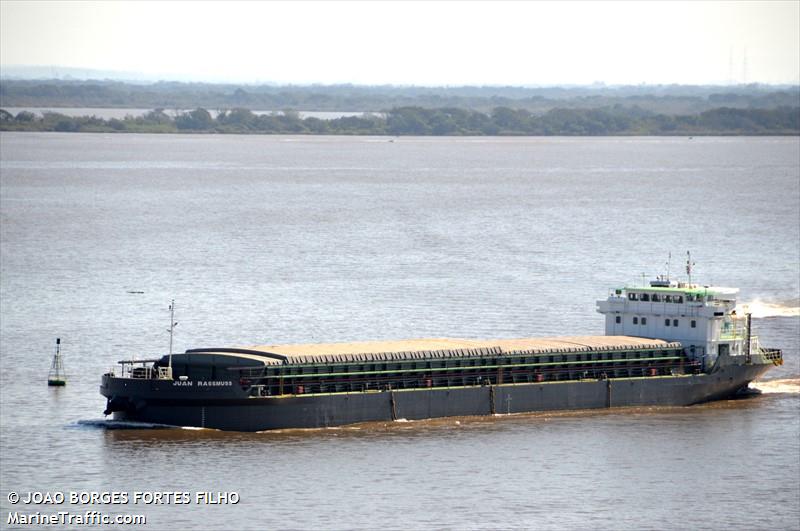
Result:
[742, 47, 748, 85]
[728, 46, 734, 85]
[666, 251, 672, 281]
[685, 251, 695, 285]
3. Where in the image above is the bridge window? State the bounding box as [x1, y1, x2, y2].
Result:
[673, 319, 679, 327]
[633, 317, 639, 325]
[665, 319, 670, 326]
[652, 294, 661, 302]
[641, 293, 650, 301]
[615, 315, 621, 324]
[628, 293, 637, 301]
[691, 320, 696, 328]
[675, 296, 683, 303]
[641, 317, 647, 325]
[665, 295, 672, 303]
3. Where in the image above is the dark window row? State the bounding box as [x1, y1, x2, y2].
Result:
[628, 292, 685, 303]
[617, 314, 698, 329]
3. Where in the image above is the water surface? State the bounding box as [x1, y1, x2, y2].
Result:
[1, 133, 798, 530]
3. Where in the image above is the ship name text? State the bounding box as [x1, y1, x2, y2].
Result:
[172, 380, 232, 387]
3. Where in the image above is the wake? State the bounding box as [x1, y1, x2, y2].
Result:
[736, 300, 800, 318]
[751, 379, 800, 394]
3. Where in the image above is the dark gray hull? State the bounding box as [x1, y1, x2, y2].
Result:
[101, 362, 772, 432]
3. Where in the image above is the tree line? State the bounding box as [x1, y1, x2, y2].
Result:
[2, 79, 798, 116]
[1, 105, 798, 135]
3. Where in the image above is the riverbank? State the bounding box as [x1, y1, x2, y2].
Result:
[1, 105, 798, 135]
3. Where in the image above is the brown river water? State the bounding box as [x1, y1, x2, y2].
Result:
[1, 133, 798, 530]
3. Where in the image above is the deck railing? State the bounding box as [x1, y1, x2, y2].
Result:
[241, 357, 699, 396]
[760, 348, 783, 365]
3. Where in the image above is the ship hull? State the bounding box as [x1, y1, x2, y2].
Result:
[101, 362, 771, 432]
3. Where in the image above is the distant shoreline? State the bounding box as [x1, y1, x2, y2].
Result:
[1, 105, 798, 136]
[2, 80, 798, 135]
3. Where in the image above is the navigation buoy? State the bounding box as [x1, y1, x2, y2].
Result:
[48, 338, 66, 386]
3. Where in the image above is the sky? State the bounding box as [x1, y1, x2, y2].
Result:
[1, 0, 798, 86]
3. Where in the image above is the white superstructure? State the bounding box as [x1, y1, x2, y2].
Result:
[597, 275, 757, 370]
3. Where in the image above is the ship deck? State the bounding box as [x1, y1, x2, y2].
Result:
[203, 335, 683, 365]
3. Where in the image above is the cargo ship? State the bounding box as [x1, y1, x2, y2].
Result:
[101, 266, 783, 431]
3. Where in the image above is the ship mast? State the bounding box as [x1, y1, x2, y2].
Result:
[666, 251, 671, 282]
[686, 251, 695, 285]
[168, 300, 177, 375]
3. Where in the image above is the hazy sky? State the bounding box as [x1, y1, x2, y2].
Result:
[1, 1, 798, 85]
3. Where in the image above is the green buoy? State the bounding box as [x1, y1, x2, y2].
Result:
[48, 338, 66, 386]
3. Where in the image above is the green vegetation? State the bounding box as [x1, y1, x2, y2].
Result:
[1, 105, 798, 135]
[2, 79, 797, 135]
[2, 80, 798, 115]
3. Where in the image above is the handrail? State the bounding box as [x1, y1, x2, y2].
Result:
[249, 359, 696, 396]
[244, 359, 694, 385]
[760, 348, 783, 365]
[248, 355, 688, 380]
